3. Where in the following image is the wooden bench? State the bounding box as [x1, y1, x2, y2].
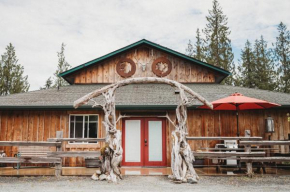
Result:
[0, 140, 62, 176]
[193, 151, 266, 173]
[15, 146, 52, 169]
[239, 140, 290, 176]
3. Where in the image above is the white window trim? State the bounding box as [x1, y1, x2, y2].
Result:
[68, 114, 99, 144]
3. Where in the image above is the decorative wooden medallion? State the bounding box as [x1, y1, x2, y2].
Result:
[116, 58, 136, 78]
[152, 57, 172, 77]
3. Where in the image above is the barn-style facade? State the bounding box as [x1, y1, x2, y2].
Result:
[0, 39, 289, 167]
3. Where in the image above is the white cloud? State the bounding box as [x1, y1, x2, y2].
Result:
[0, 0, 289, 90]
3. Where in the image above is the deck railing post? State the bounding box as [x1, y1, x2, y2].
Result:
[245, 130, 253, 177]
[55, 131, 63, 177]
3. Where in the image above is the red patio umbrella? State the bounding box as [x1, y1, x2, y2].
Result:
[199, 92, 280, 136]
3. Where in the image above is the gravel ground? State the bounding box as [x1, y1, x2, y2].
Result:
[0, 175, 290, 192]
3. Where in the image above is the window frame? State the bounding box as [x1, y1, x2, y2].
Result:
[68, 114, 99, 144]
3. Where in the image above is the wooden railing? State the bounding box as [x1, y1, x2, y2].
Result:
[239, 140, 290, 176]
[240, 141, 290, 145]
[47, 138, 106, 142]
[186, 137, 263, 141]
[0, 131, 105, 176]
[0, 140, 62, 176]
[0, 141, 61, 147]
[187, 130, 290, 177]
[1, 129, 290, 177]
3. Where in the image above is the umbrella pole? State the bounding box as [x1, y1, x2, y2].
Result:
[236, 110, 239, 137]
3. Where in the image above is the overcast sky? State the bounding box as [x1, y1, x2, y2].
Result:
[0, 0, 289, 91]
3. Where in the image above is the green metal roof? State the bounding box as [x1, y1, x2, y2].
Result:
[59, 39, 231, 78]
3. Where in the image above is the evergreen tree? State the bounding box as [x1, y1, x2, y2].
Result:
[193, 28, 206, 61]
[237, 40, 257, 88]
[53, 43, 71, 88]
[273, 22, 290, 93]
[40, 77, 53, 90]
[202, 0, 235, 85]
[185, 39, 194, 57]
[186, 29, 206, 61]
[0, 43, 29, 95]
[253, 36, 276, 91]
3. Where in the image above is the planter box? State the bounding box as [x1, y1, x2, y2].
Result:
[0, 152, 6, 167]
[85, 157, 102, 168]
[193, 159, 204, 167]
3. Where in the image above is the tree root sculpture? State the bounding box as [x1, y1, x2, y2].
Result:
[90, 86, 123, 182]
[74, 77, 212, 184]
[168, 88, 199, 184]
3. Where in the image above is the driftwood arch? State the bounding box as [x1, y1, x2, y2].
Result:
[74, 77, 213, 183]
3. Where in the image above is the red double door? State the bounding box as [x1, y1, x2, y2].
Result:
[122, 118, 166, 167]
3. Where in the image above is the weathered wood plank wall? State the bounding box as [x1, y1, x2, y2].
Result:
[166, 109, 289, 166]
[0, 109, 289, 167]
[186, 109, 290, 156]
[69, 47, 217, 84]
[0, 110, 103, 167]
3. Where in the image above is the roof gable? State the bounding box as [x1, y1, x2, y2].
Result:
[59, 39, 230, 82]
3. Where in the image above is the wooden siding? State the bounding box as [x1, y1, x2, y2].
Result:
[186, 109, 290, 156]
[68, 47, 217, 84]
[0, 109, 289, 167]
[0, 110, 104, 167]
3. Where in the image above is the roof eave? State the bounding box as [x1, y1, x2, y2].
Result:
[0, 105, 289, 110]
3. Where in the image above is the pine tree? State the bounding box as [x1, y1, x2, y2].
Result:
[193, 28, 206, 61]
[186, 28, 206, 61]
[253, 36, 276, 91]
[0, 43, 29, 95]
[185, 40, 194, 57]
[202, 0, 235, 85]
[273, 22, 290, 93]
[53, 43, 71, 88]
[40, 77, 53, 90]
[237, 40, 257, 88]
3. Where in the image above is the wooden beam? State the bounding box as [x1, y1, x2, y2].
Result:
[0, 141, 61, 147]
[0, 157, 61, 164]
[192, 152, 265, 157]
[240, 141, 290, 146]
[240, 157, 290, 162]
[47, 151, 101, 158]
[47, 138, 106, 142]
[186, 137, 262, 141]
[244, 130, 253, 177]
[55, 131, 63, 177]
[199, 148, 279, 151]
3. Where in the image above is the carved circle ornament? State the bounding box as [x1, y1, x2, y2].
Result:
[116, 58, 136, 78]
[152, 57, 172, 77]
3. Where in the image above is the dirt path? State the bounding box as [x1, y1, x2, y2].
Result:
[0, 175, 290, 192]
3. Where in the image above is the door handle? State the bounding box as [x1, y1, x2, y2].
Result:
[144, 139, 147, 146]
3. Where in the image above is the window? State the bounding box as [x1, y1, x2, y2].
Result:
[69, 115, 98, 143]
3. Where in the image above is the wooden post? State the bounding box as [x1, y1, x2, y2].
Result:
[245, 130, 253, 177]
[55, 131, 63, 177]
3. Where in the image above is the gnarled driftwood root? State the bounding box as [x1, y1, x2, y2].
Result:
[168, 88, 199, 184]
[74, 77, 212, 184]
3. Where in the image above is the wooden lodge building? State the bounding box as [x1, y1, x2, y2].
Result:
[0, 39, 290, 167]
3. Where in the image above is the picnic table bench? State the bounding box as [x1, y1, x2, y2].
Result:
[14, 146, 52, 169]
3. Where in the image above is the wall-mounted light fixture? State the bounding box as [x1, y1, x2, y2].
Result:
[265, 116, 274, 133]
